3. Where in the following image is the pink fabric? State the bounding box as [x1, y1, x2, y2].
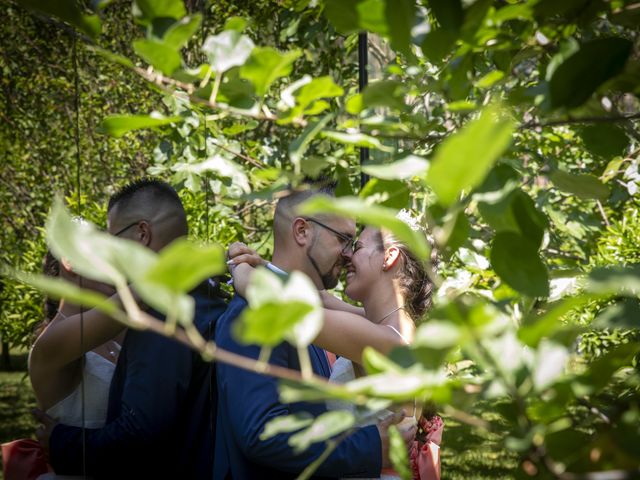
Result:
[1, 438, 52, 480]
[409, 415, 443, 480]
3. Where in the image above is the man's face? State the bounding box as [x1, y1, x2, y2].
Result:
[304, 216, 356, 289]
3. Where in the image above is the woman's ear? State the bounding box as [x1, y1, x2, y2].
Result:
[382, 246, 401, 271]
[292, 217, 309, 247]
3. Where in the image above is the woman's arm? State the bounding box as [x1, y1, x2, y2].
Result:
[29, 295, 126, 373]
[314, 309, 406, 364]
[319, 290, 366, 317]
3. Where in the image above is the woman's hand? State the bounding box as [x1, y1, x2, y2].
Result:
[226, 242, 266, 271]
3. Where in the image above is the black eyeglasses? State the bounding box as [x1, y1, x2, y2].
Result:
[113, 220, 145, 237]
[304, 218, 355, 254]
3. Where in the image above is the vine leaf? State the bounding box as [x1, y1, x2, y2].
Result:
[490, 232, 549, 298]
[202, 30, 255, 73]
[548, 38, 633, 109]
[426, 105, 515, 206]
[549, 170, 610, 201]
[99, 114, 184, 138]
[240, 47, 301, 96]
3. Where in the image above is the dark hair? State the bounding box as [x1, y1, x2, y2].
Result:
[274, 178, 337, 223]
[42, 251, 60, 321]
[107, 178, 182, 213]
[375, 229, 437, 322]
[33, 251, 61, 341]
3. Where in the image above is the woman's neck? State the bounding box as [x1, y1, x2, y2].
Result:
[362, 280, 403, 325]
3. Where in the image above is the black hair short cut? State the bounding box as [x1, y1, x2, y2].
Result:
[107, 178, 182, 213]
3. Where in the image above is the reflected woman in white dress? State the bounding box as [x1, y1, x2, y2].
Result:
[29, 253, 126, 478]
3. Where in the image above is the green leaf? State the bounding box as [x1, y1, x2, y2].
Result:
[224, 16, 248, 32]
[578, 342, 640, 393]
[475, 70, 504, 89]
[585, 265, 640, 297]
[602, 157, 625, 183]
[144, 239, 225, 293]
[46, 197, 125, 286]
[289, 411, 355, 453]
[549, 170, 610, 201]
[162, 14, 202, 50]
[295, 76, 344, 110]
[415, 320, 462, 349]
[346, 369, 447, 400]
[384, 0, 416, 58]
[389, 425, 412, 480]
[323, 0, 388, 35]
[202, 30, 255, 73]
[548, 38, 633, 109]
[577, 124, 629, 160]
[19, 0, 101, 38]
[362, 156, 428, 180]
[425, 105, 515, 206]
[324, 0, 415, 58]
[133, 0, 186, 24]
[133, 39, 182, 75]
[240, 47, 301, 96]
[478, 188, 548, 248]
[260, 413, 314, 440]
[361, 347, 404, 375]
[289, 114, 334, 173]
[490, 232, 549, 297]
[359, 80, 408, 112]
[593, 299, 640, 330]
[88, 46, 134, 69]
[421, 28, 458, 63]
[321, 131, 393, 152]
[359, 179, 410, 209]
[216, 72, 256, 109]
[433, 208, 469, 255]
[519, 294, 596, 347]
[5, 270, 122, 320]
[236, 301, 314, 347]
[237, 269, 323, 347]
[428, 0, 464, 31]
[298, 196, 430, 260]
[98, 114, 183, 138]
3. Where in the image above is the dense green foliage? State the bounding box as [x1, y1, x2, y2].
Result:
[2, 0, 640, 478]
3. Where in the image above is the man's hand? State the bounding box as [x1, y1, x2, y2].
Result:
[377, 409, 418, 469]
[32, 408, 58, 454]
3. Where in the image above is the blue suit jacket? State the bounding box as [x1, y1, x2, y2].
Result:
[49, 282, 227, 479]
[214, 294, 381, 479]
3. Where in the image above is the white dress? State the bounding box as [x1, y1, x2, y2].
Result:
[327, 326, 409, 480]
[46, 351, 116, 428]
[37, 351, 117, 480]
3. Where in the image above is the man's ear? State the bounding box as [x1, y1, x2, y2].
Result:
[292, 217, 309, 247]
[137, 220, 152, 247]
[382, 246, 401, 271]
